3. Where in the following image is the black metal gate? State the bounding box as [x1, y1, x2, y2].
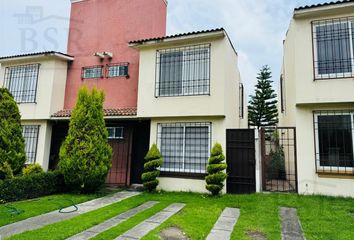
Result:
[226, 129, 256, 194]
[261, 127, 298, 193]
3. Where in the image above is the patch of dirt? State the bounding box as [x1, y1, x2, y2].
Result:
[351, 212, 354, 218]
[159, 226, 189, 240]
[247, 230, 267, 240]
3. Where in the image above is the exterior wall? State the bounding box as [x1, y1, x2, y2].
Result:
[21, 120, 52, 171]
[64, 0, 167, 109]
[295, 105, 354, 197]
[281, 7, 354, 197]
[150, 116, 227, 194]
[137, 36, 245, 125]
[0, 57, 69, 120]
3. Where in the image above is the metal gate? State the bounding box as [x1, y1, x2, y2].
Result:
[226, 129, 256, 194]
[260, 127, 298, 193]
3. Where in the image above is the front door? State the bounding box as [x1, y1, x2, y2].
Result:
[226, 129, 256, 194]
[106, 127, 133, 186]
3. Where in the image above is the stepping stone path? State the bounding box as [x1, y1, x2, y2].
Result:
[0, 191, 140, 238]
[115, 203, 185, 240]
[280, 207, 305, 240]
[67, 201, 158, 240]
[160, 226, 189, 240]
[206, 208, 240, 240]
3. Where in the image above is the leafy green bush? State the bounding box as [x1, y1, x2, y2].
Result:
[22, 163, 44, 176]
[206, 143, 227, 196]
[142, 144, 163, 192]
[59, 87, 112, 193]
[0, 162, 14, 180]
[0, 88, 26, 178]
[0, 171, 65, 202]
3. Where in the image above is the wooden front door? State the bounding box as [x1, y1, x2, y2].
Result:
[226, 129, 256, 194]
[106, 127, 133, 186]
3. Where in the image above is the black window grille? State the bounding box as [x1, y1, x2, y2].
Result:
[280, 75, 285, 113]
[239, 83, 244, 118]
[3, 63, 40, 103]
[155, 44, 210, 97]
[23, 125, 40, 164]
[157, 122, 211, 174]
[312, 17, 354, 79]
[81, 65, 104, 79]
[314, 111, 354, 175]
[107, 63, 129, 78]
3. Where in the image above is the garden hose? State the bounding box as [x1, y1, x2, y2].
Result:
[58, 198, 79, 214]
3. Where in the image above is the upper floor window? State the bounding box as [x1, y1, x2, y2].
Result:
[3, 63, 40, 103]
[312, 17, 354, 79]
[82, 65, 103, 79]
[107, 63, 129, 78]
[314, 111, 354, 175]
[280, 75, 285, 113]
[156, 44, 210, 97]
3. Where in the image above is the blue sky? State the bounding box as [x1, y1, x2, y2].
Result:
[0, 0, 325, 96]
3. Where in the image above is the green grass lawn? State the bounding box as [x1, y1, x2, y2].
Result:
[6, 192, 354, 240]
[0, 191, 112, 227]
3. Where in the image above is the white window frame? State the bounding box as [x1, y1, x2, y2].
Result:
[82, 66, 103, 79]
[107, 127, 124, 140]
[313, 18, 354, 79]
[156, 44, 210, 97]
[107, 65, 128, 78]
[157, 122, 211, 173]
[22, 125, 40, 164]
[314, 111, 354, 172]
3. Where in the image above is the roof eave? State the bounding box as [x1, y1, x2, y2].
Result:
[0, 52, 74, 63]
[129, 31, 225, 48]
[294, 2, 354, 18]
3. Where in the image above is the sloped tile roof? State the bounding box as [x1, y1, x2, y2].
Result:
[295, 0, 354, 11]
[51, 108, 137, 118]
[129, 28, 224, 44]
[0, 51, 74, 60]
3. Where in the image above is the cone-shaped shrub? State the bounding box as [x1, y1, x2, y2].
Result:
[59, 87, 112, 193]
[206, 143, 227, 195]
[142, 144, 163, 192]
[0, 88, 26, 178]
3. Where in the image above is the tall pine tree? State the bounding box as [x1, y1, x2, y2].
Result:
[0, 88, 26, 178]
[248, 66, 278, 129]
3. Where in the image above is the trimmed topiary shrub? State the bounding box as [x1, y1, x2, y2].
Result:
[59, 87, 112, 193]
[22, 163, 44, 176]
[0, 88, 26, 178]
[0, 171, 65, 202]
[142, 144, 163, 192]
[206, 143, 228, 196]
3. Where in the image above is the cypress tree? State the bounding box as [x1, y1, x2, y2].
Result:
[59, 87, 112, 192]
[0, 88, 26, 178]
[205, 143, 227, 196]
[142, 144, 163, 192]
[248, 65, 278, 129]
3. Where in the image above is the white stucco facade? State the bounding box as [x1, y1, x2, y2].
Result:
[0, 53, 72, 170]
[280, 4, 354, 197]
[132, 30, 247, 193]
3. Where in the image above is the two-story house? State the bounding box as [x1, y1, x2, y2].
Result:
[0, 52, 73, 170]
[130, 29, 247, 193]
[280, 0, 354, 197]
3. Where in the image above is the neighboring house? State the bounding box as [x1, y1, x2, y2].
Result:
[0, 51, 73, 169]
[279, 0, 354, 197]
[130, 29, 247, 193]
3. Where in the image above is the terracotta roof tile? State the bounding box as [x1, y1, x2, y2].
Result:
[51, 108, 137, 118]
[295, 0, 354, 11]
[129, 28, 224, 44]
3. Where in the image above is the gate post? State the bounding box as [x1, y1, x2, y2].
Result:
[254, 129, 262, 192]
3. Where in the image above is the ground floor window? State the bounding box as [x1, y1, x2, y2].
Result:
[157, 122, 211, 174]
[23, 125, 40, 164]
[314, 111, 354, 174]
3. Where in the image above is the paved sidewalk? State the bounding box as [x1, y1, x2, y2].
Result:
[115, 203, 185, 240]
[206, 208, 240, 240]
[0, 191, 140, 238]
[67, 201, 158, 240]
[280, 207, 305, 240]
